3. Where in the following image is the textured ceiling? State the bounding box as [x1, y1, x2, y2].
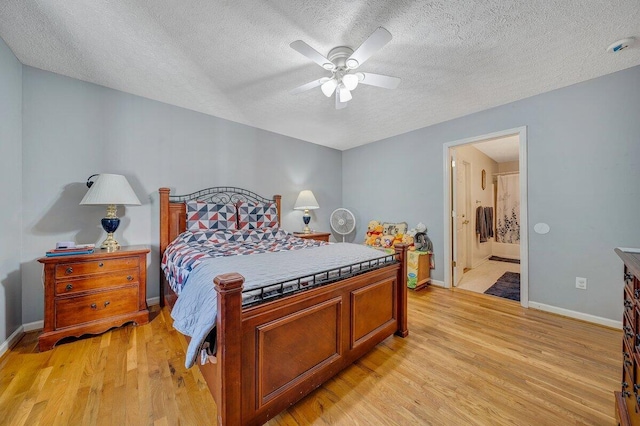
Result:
[1, 1, 639, 150]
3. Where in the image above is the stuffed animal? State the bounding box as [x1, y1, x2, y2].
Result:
[365, 220, 383, 246]
[379, 235, 393, 248]
[402, 233, 415, 247]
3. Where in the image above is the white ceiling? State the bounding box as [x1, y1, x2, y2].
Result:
[1, 1, 639, 151]
[473, 135, 520, 163]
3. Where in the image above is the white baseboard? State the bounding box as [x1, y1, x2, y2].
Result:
[471, 256, 491, 270]
[529, 301, 622, 329]
[146, 297, 160, 306]
[0, 325, 25, 359]
[23, 320, 44, 332]
[429, 279, 445, 288]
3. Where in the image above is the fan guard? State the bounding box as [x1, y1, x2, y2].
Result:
[330, 208, 356, 242]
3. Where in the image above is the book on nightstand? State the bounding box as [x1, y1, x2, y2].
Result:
[46, 244, 95, 257]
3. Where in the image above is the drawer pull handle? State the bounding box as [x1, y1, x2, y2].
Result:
[91, 303, 97, 309]
[104, 301, 110, 307]
[623, 381, 629, 389]
[66, 267, 73, 274]
[65, 284, 73, 291]
[98, 262, 104, 267]
[623, 390, 631, 397]
[625, 300, 633, 308]
[626, 272, 634, 282]
[127, 275, 133, 281]
[635, 289, 640, 299]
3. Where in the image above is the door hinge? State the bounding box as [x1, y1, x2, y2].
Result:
[452, 260, 457, 267]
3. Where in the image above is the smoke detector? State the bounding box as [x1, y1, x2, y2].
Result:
[607, 37, 635, 53]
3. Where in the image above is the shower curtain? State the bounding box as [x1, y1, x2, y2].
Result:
[496, 174, 520, 244]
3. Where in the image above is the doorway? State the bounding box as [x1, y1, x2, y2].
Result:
[443, 127, 528, 307]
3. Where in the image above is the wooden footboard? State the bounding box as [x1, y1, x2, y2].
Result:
[159, 187, 408, 425]
[200, 244, 408, 425]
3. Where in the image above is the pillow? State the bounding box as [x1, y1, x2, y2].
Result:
[186, 201, 238, 231]
[237, 201, 278, 230]
[181, 229, 246, 244]
[382, 222, 408, 236]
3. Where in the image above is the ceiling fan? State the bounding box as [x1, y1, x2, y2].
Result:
[290, 27, 401, 109]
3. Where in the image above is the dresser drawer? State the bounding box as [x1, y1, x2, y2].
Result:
[55, 269, 139, 295]
[625, 286, 636, 318]
[55, 257, 140, 279]
[55, 286, 139, 328]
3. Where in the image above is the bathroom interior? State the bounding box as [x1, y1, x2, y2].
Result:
[452, 135, 521, 301]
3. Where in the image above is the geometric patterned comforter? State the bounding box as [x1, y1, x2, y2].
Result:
[161, 227, 328, 295]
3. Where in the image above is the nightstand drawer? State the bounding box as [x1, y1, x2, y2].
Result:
[55, 286, 139, 328]
[55, 269, 139, 295]
[55, 257, 140, 278]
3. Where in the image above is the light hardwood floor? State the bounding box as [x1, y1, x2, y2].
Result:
[0, 287, 621, 425]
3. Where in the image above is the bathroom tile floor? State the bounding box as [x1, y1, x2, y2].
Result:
[456, 260, 520, 294]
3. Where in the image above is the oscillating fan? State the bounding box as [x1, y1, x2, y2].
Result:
[330, 208, 356, 242]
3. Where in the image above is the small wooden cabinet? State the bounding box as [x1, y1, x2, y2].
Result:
[38, 245, 150, 351]
[407, 250, 431, 290]
[614, 248, 640, 425]
[295, 232, 331, 242]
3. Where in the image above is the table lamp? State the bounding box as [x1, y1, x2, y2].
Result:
[80, 174, 141, 250]
[294, 190, 319, 234]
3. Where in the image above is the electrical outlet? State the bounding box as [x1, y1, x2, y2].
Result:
[576, 277, 587, 290]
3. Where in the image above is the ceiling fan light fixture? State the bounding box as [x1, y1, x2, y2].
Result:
[338, 85, 352, 102]
[355, 72, 365, 82]
[321, 78, 338, 97]
[346, 58, 359, 69]
[322, 62, 335, 70]
[342, 73, 359, 90]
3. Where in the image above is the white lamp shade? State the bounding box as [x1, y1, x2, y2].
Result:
[294, 190, 319, 210]
[338, 85, 352, 102]
[342, 73, 359, 91]
[79, 174, 141, 206]
[320, 78, 338, 97]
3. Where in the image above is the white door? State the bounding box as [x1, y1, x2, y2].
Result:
[454, 158, 468, 286]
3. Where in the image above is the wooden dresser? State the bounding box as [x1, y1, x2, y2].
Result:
[294, 232, 331, 242]
[37, 245, 150, 351]
[615, 248, 640, 425]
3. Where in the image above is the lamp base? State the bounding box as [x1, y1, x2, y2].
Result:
[101, 207, 121, 251]
[302, 210, 312, 234]
[100, 233, 120, 251]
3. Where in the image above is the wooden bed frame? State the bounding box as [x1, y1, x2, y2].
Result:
[159, 187, 408, 425]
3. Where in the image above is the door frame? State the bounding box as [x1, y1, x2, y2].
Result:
[443, 126, 529, 307]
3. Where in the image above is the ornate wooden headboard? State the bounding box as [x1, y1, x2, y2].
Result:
[158, 187, 282, 307]
[159, 186, 282, 256]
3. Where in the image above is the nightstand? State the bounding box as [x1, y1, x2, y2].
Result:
[294, 232, 331, 242]
[37, 245, 150, 351]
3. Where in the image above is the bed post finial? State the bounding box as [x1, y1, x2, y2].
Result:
[394, 243, 409, 338]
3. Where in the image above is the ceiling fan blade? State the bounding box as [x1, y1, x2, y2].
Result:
[346, 27, 392, 69]
[358, 72, 401, 89]
[290, 78, 329, 95]
[290, 40, 335, 70]
[335, 91, 348, 109]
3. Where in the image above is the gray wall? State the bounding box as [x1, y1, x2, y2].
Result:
[21, 67, 342, 323]
[0, 37, 23, 341]
[343, 65, 640, 322]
